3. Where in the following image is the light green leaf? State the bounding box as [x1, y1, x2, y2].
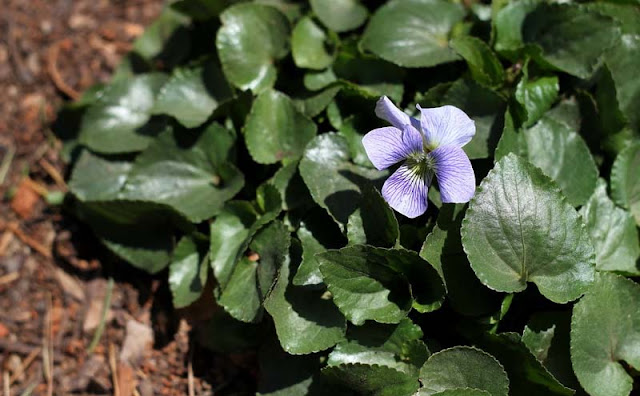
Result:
[571, 272, 640, 396]
[121, 123, 244, 222]
[152, 61, 233, 128]
[514, 64, 559, 128]
[292, 17, 334, 70]
[304, 68, 337, 91]
[360, 0, 465, 68]
[322, 363, 419, 396]
[216, 3, 290, 92]
[478, 333, 574, 395]
[508, 115, 598, 207]
[310, 0, 367, 33]
[579, 182, 640, 274]
[522, 4, 620, 78]
[244, 89, 317, 164]
[418, 346, 509, 396]
[299, 133, 385, 227]
[605, 33, 640, 132]
[217, 221, 290, 322]
[461, 154, 596, 303]
[69, 150, 131, 201]
[449, 36, 504, 88]
[611, 142, 640, 225]
[169, 236, 208, 308]
[294, 85, 342, 118]
[264, 239, 346, 355]
[347, 186, 399, 248]
[79, 73, 168, 154]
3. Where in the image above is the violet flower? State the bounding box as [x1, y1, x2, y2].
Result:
[362, 96, 476, 218]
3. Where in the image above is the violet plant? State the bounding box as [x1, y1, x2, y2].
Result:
[56, 0, 640, 395]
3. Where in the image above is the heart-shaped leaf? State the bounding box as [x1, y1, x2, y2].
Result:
[216, 3, 290, 92]
[152, 61, 233, 128]
[571, 272, 640, 396]
[360, 0, 465, 68]
[291, 16, 334, 70]
[121, 123, 244, 222]
[310, 0, 367, 33]
[461, 154, 595, 303]
[418, 346, 509, 396]
[611, 142, 640, 225]
[244, 89, 317, 164]
[579, 182, 640, 274]
[169, 236, 208, 308]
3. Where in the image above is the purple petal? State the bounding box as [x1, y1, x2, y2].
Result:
[375, 96, 417, 130]
[430, 145, 476, 203]
[382, 164, 431, 218]
[417, 105, 475, 149]
[362, 125, 423, 171]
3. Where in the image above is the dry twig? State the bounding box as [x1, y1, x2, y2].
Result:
[47, 40, 81, 100]
[1, 221, 52, 258]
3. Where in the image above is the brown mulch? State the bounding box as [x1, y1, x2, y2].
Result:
[0, 1, 255, 395]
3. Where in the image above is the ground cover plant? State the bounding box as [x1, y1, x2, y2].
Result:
[55, 0, 640, 394]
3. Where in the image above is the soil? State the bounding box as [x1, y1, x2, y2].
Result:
[0, 1, 255, 395]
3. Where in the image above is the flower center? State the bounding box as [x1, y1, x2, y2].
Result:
[405, 151, 435, 179]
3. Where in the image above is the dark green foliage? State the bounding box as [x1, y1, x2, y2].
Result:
[60, 1, 640, 394]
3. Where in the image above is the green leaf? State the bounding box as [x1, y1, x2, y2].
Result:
[442, 78, 506, 159]
[264, 239, 346, 355]
[328, 319, 429, 377]
[425, 390, 490, 396]
[257, 341, 335, 396]
[304, 69, 337, 91]
[611, 142, 640, 225]
[420, 204, 502, 317]
[170, 0, 229, 20]
[244, 89, 317, 164]
[79, 73, 168, 154]
[579, 182, 640, 274]
[478, 333, 574, 395]
[310, 0, 367, 33]
[503, 115, 598, 207]
[121, 123, 244, 222]
[522, 312, 581, 391]
[294, 85, 342, 118]
[216, 3, 290, 92]
[132, 8, 190, 67]
[347, 186, 399, 248]
[269, 160, 313, 211]
[605, 35, 640, 133]
[168, 236, 208, 308]
[360, 0, 465, 68]
[69, 150, 131, 201]
[418, 346, 509, 396]
[571, 272, 640, 396]
[292, 17, 334, 70]
[299, 133, 385, 227]
[75, 200, 186, 273]
[293, 207, 346, 286]
[217, 220, 290, 322]
[492, 0, 540, 58]
[461, 154, 596, 303]
[449, 36, 504, 88]
[318, 247, 412, 325]
[322, 363, 419, 396]
[336, 113, 374, 168]
[318, 245, 445, 324]
[152, 61, 233, 128]
[514, 64, 559, 128]
[522, 4, 620, 78]
[333, 51, 405, 103]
